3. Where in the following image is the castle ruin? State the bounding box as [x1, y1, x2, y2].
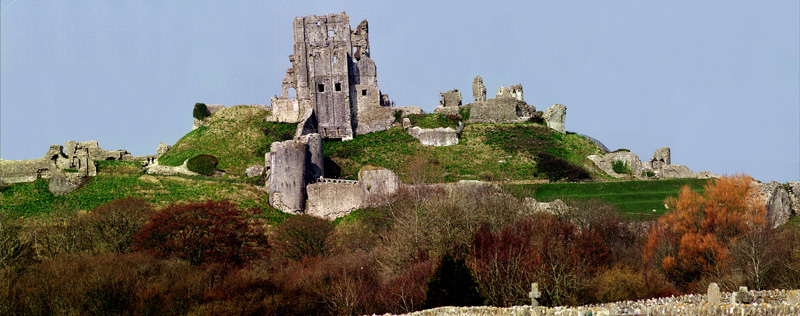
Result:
[268, 12, 394, 140]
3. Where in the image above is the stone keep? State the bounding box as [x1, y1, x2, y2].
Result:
[270, 12, 393, 140]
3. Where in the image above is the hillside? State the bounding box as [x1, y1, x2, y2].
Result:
[323, 123, 606, 183]
[158, 105, 296, 176]
[0, 160, 289, 223]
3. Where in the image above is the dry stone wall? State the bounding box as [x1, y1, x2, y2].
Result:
[380, 289, 800, 316]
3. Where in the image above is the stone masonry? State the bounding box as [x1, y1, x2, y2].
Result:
[269, 12, 395, 140]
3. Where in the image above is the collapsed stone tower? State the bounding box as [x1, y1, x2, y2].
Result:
[269, 12, 389, 140]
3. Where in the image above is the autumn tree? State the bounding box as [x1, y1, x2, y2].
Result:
[644, 174, 767, 289]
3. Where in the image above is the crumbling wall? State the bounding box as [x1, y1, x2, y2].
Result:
[439, 89, 462, 107]
[497, 84, 523, 101]
[407, 126, 460, 146]
[359, 166, 400, 205]
[472, 76, 486, 102]
[269, 140, 308, 213]
[469, 97, 529, 124]
[542, 104, 567, 134]
[305, 179, 361, 220]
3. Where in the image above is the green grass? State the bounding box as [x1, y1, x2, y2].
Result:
[324, 124, 605, 183]
[158, 105, 295, 176]
[0, 160, 284, 223]
[503, 178, 711, 220]
[408, 113, 460, 129]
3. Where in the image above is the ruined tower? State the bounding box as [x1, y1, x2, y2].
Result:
[270, 12, 384, 140]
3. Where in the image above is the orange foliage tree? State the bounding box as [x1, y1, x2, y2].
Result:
[644, 174, 767, 288]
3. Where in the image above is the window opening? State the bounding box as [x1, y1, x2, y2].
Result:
[335, 83, 342, 91]
[361, 89, 367, 96]
[318, 84, 325, 92]
[333, 56, 337, 63]
[328, 30, 335, 38]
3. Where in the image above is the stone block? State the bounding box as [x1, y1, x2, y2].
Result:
[439, 89, 462, 107]
[707, 282, 721, 305]
[305, 181, 361, 220]
[543, 104, 567, 134]
[359, 166, 400, 205]
[407, 126, 459, 146]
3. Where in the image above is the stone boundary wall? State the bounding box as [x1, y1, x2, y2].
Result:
[378, 289, 800, 316]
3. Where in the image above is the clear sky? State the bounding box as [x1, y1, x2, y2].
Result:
[2, 1, 798, 183]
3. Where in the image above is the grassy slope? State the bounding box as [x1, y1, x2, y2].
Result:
[323, 123, 605, 182]
[503, 178, 710, 220]
[0, 160, 289, 223]
[158, 105, 296, 176]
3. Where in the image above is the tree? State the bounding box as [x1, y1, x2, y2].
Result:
[85, 197, 153, 253]
[132, 200, 267, 266]
[424, 254, 484, 309]
[644, 174, 767, 288]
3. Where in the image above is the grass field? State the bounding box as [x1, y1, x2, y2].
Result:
[503, 178, 711, 220]
[0, 160, 290, 224]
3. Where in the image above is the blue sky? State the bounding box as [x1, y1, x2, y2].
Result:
[2, 1, 798, 182]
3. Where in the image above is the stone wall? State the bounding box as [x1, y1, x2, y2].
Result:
[359, 167, 401, 206]
[384, 289, 800, 316]
[305, 179, 361, 219]
[1, 140, 129, 194]
[407, 126, 460, 146]
[468, 97, 532, 124]
[268, 140, 308, 213]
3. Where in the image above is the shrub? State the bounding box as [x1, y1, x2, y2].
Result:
[187, 154, 218, 176]
[642, 170, 656, 178]
[535, 152, 590, 181]
[273, 215, 334, 261]
[611, 160, 631, 174]
[85, 197, 154, 253]
[528, 111, 544, 124]
[424, 254, 484, 308]
[393, 110, 404, 124]
[132, 200, 267, 266]
[0, 252, 204, 316]
[193, 103, 209, 120]
[611, 148, 630, 153]
[458, 107, 471, 121]
[0, 213, 33, 268]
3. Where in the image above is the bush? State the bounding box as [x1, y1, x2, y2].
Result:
[193, 103, 209, 120]
[642, 170, 656, 178]
[611, 160, 631, 174]
[187, 154, 218, 176]
[611, 148, 630, 153]
[393, 110, 404, 124]
[0, 252, 204, 316]
[424, 254, 484, 308]
[273, 215, 334, 261]
[458, 107, 471, 121]
[132, 200, 267, 266]
[535, 152, 590, 181]
[85, 197, 154, 253]
[528, 111, 544, 124]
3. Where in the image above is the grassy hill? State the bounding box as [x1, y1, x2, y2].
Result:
[323, 123, 606, 183]
[503, 178, 710, 220]
[0, 160, 289, 223]
[158, 105, 296, 176]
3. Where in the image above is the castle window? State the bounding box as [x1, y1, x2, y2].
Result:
[333, 56, 337, 63]
[328, 30, 334, 38]
[335, 83, 341, 91]
[318, 84, 324, 92]
[361, 89, 367, 96]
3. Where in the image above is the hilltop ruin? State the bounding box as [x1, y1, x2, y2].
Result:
[268, 12, 397, 139]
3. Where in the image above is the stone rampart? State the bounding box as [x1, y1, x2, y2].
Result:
[269, 140, 308, 213]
